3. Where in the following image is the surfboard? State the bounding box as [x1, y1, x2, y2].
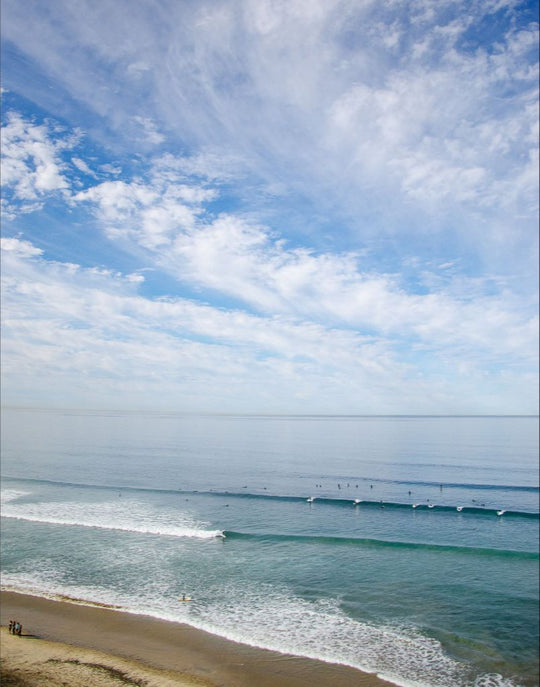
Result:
[179, 596, 192, 602]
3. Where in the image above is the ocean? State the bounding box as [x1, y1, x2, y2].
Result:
[1, 408, 538, 687]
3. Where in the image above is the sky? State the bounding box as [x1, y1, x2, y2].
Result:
[1, 0, 538, 415]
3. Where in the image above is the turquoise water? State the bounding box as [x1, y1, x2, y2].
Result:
[1, 409, 538, 687]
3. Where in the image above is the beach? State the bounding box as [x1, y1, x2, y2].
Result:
[0, 591, 394, 687]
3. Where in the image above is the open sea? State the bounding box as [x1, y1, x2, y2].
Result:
[1, 408, 538, 687]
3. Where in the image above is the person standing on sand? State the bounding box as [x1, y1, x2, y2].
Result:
[17, 623, 23, 636]
[8, 620, 13, 633]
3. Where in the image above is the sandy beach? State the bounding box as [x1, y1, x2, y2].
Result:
[1, 591, 395, 687]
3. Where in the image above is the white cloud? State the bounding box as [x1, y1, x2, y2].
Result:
[99, 163, 123, 176]
[132, 116, 165, 145]
[0, 237, 44, 257]
[72, 159, 217, 249]
[125, 272, 145, 283]
[326, 30, 539, 217]
[126, 61, 150, 77]
[68, 157, 538, 374]
[71, 156, 97, 177]
[1, 112, 74, 216]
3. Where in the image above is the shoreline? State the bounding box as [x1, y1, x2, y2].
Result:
[1, 590, 395, 687]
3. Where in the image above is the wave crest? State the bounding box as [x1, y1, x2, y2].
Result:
[1, 496, 224, 539]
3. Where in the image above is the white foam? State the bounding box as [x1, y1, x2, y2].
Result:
[473, 675, 525, 687]
[1, 489, 30, 504]
[1, 575, 193, 626]
[195, 592, 526, 687]
[1, 498, 223, 539]
[181, 582, 470, 687]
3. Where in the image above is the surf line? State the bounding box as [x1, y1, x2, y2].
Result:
[176, 488, 536, 517]
[302, 497, 537, 518]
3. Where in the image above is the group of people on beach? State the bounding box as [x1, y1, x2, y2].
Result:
[8, 620, 23, 636]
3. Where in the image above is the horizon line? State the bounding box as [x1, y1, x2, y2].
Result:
[1, 405, 538, 419]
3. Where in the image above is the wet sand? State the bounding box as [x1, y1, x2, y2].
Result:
[1, 591, 395, 686]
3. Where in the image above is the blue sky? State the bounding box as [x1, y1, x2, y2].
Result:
[1, 0, 538, 414]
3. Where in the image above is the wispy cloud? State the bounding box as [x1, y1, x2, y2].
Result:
[3, 1, 537, 236]
[2, 236, 536, 412]
[70, 155, 538, 368]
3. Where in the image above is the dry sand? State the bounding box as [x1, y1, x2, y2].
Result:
[1, 591, 395, 687]
[0, 628, 207, 687]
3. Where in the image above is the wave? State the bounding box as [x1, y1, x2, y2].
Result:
[2, 512, 224, 539]
[0, 489, 30, 503]
[3, 501, 535, 557]
[216, 493, 539, 519]
[2, 476, 538, 519]
[198, 490, 539, 520]
[1, 498, 224, 540]
[222, 530, 539, 559]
